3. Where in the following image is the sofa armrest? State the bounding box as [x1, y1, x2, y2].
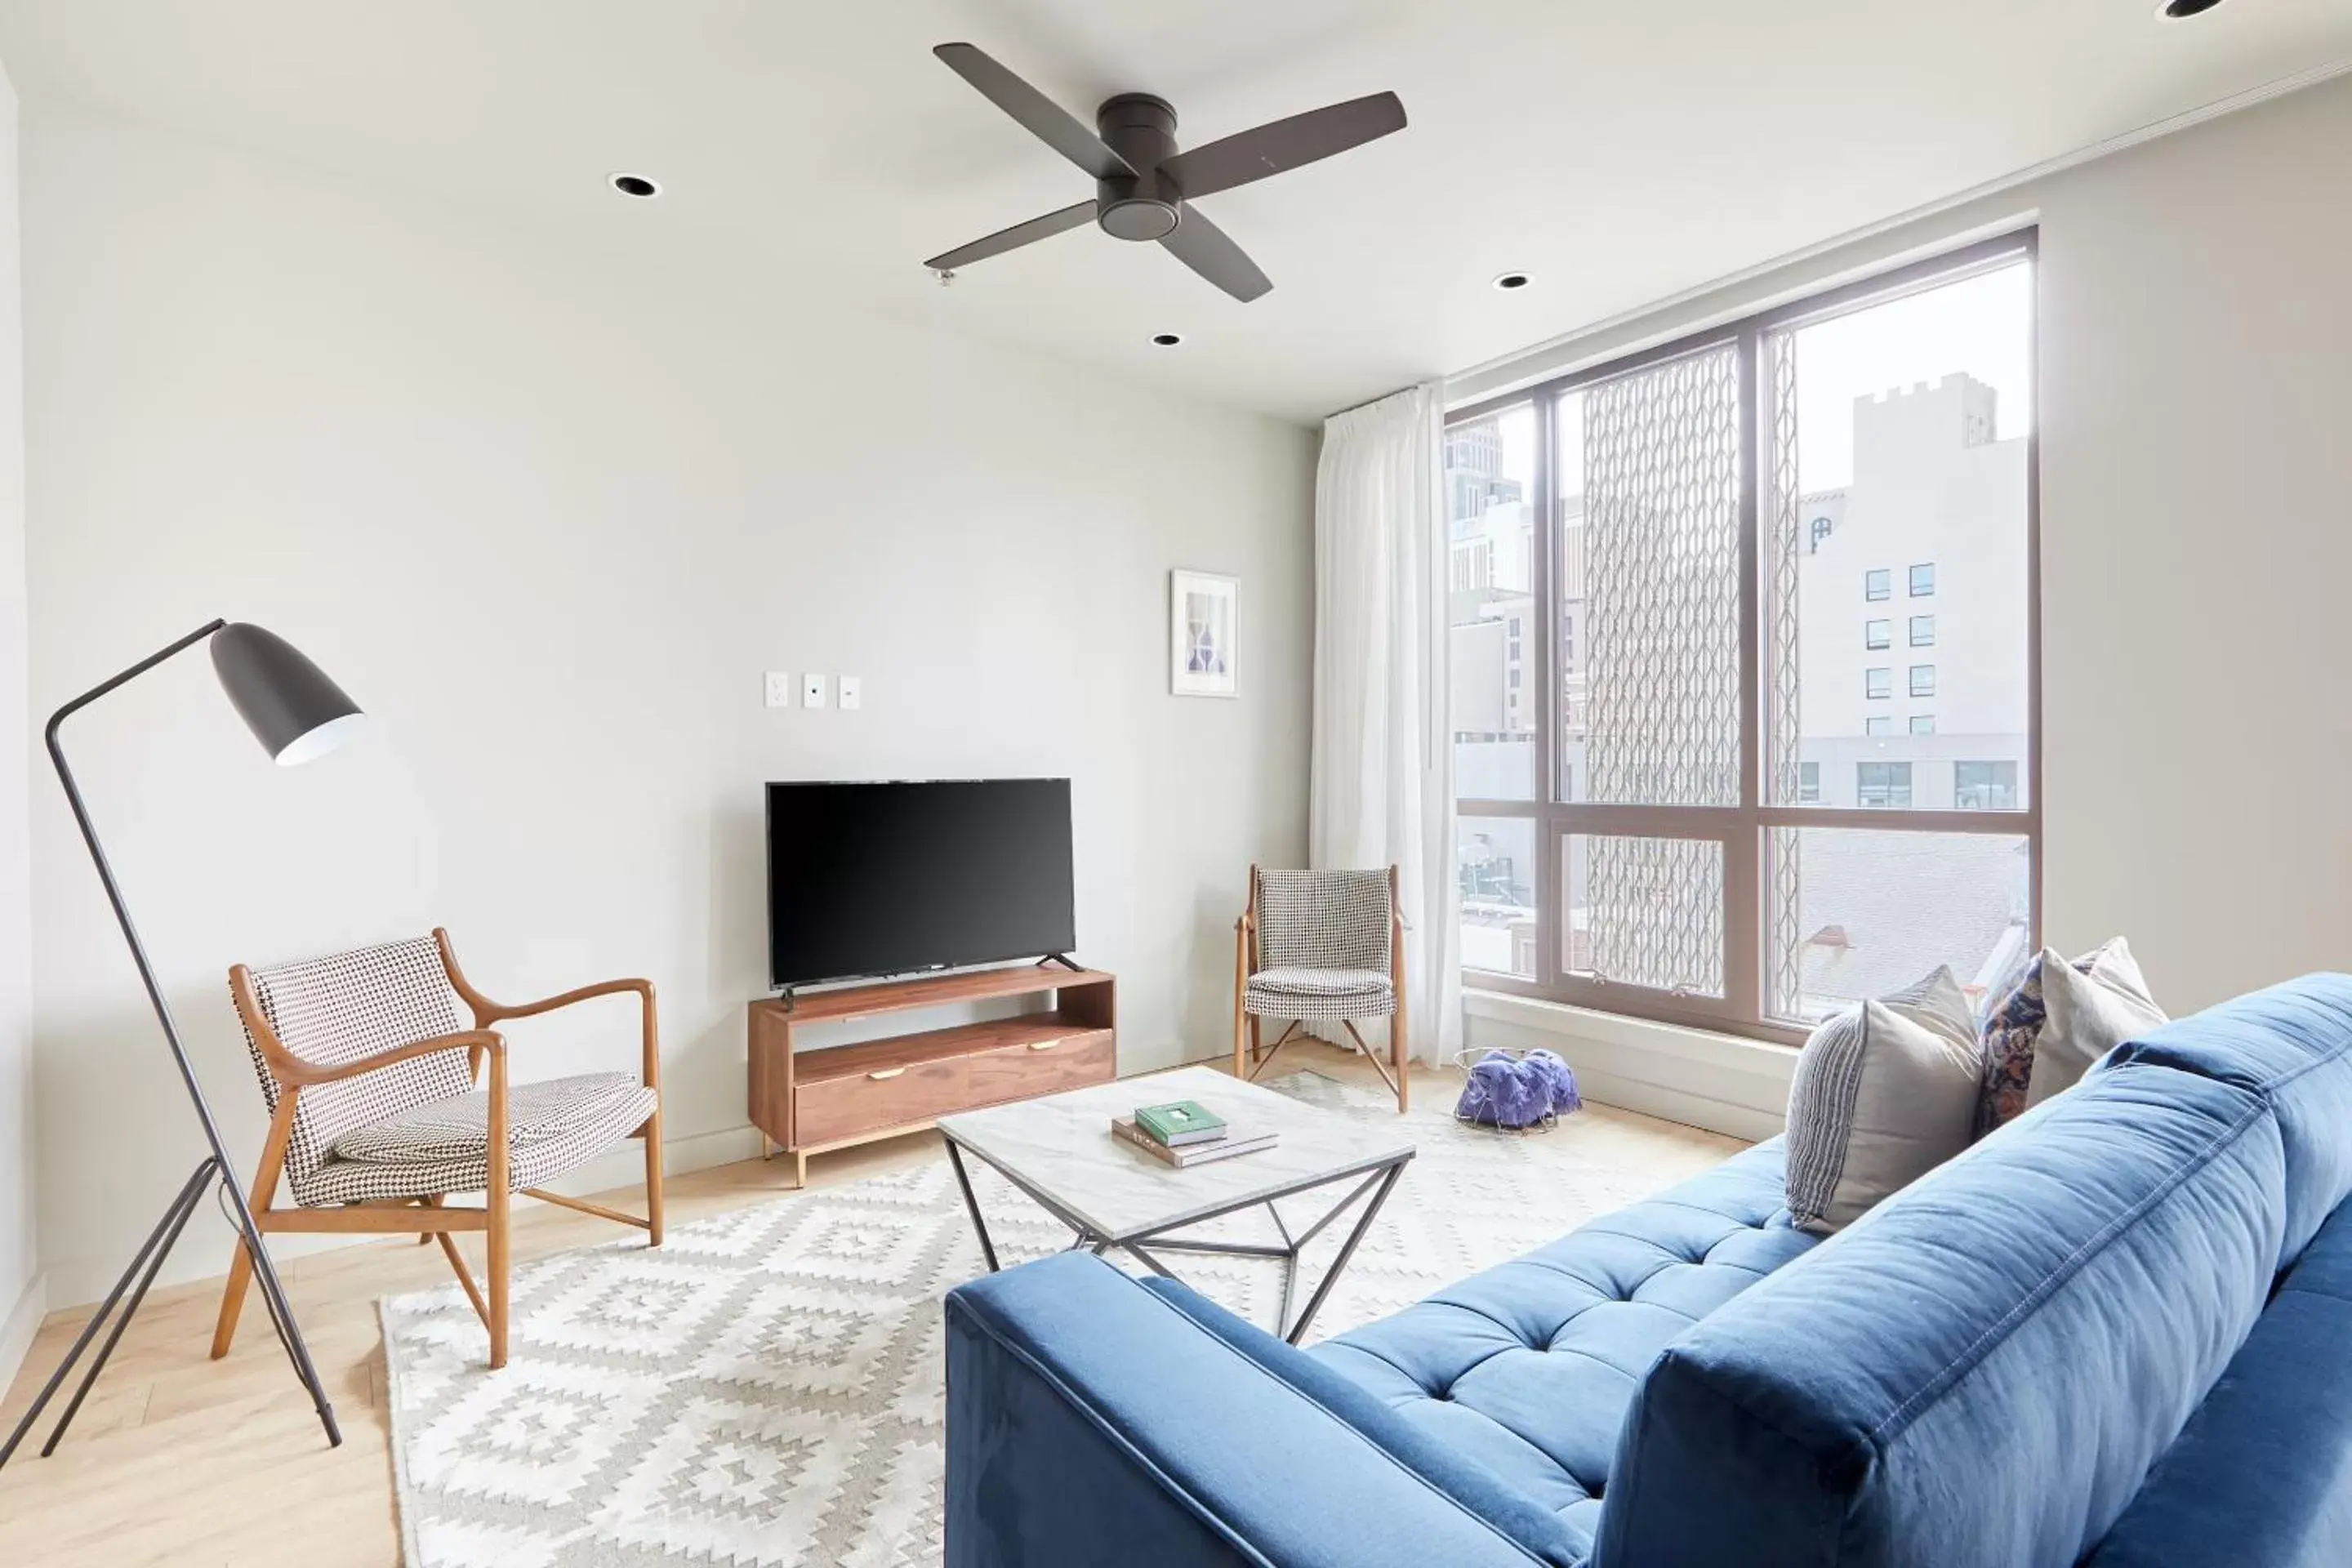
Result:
[946, 1253, 1554, 1568]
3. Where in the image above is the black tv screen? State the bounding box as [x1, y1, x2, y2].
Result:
[764, 779, 1077, 987]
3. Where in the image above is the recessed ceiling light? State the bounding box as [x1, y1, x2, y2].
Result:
[608, 173, 662, 198]
[1491, 270, 1533, 292]
[1151, 332, 1183, 347]
[2156, 0, 2228, 17]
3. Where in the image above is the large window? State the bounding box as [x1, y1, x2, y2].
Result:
[1448, 235, 2037, 1036]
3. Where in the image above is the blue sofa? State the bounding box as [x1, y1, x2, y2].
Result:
[944, 975, 2352, 1567]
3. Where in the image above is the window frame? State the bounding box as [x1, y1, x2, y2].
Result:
[1864, 619, 1891, 650]
[1909, 614, 1935, 648]
[1864, 568, 1891, 602]
[1446, 229, 2040, 1045]
[1909, 563, 1936, 597]
[1909, 664, 1936, 697]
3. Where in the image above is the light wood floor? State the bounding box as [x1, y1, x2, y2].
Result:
[0, 1043, 1742, 1566]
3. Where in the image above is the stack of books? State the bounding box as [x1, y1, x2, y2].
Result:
[1111, 1099, 1278, 1168]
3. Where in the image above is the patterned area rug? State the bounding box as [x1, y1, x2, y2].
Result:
[381, 1072, 1676, 1566]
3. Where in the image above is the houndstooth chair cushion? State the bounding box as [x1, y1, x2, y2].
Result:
[1245, 965, 1396, 1022]
[304, 1074, 657, 1206]
[332, 1071, 650, 1161]
[1256, 869, 1392, 973]
[1245, 869, 1396, 1022]
[238, 936, 479, 1207]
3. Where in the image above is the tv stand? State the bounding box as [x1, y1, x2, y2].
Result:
[748, 964, 1116, 1187]
[1037, 952, 1083, 972]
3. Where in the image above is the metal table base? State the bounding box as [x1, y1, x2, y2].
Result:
[945, 1138, 1410, 1345]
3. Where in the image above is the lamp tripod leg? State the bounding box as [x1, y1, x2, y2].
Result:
[0, 1157, 216, 1469]
[220, 1158, 341, 1450]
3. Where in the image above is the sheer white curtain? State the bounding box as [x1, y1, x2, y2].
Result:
[1310, 383, 1461, 1066]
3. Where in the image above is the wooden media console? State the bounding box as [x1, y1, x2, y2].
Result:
[748, 964, 1116, 1186]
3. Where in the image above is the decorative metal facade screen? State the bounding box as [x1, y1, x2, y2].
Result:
[1579, 345, 1740, 995]
[1766, 332, 1806, 1018]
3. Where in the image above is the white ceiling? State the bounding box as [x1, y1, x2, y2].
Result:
[0, 1, 2346, 423]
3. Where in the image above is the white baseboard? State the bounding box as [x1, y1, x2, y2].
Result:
[1, 1269, 46, 1396]
[1463, 990, 1794, 1143]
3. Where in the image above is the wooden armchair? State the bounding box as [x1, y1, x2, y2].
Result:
[1233, 865, 1409, 1111]
[214, 928, 662, 1370]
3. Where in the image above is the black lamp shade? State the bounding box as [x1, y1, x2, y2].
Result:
[209, 622, 365, 766]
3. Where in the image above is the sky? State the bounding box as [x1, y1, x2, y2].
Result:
[1480, 257, 2033, 501]
[1793, 260, 2033, 492]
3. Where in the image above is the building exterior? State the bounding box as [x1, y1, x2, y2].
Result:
[1792, 374, 2029, 812]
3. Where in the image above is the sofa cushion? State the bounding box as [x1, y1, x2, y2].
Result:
[2026, 938, 2165, 1110]
[1307, 1138, 1815, 1560]
[1142, 1278, 1585, 1568]
[2103, 973, 2352, 1267]
[1784, 965, 1980, 1234]
[2085, 1199, 2352, 1568]
[1590, 1063, 2286, 1568]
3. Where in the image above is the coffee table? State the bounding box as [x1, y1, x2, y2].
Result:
[938, 1065, 1416, 1344]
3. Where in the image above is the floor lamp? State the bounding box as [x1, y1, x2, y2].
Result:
[0, 621, 364, 1469]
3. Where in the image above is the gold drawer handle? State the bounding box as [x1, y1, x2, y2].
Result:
[1027, 1040, 1061, 1051]
[868, 1067, 907, 1080]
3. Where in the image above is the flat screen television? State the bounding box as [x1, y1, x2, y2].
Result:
[764, 778, 1077, 988]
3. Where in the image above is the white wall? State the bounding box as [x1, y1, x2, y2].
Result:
[1459, 73, 2352, 1132]
[0, 56, 35, 1387]
[20, 104, 1316, 1305]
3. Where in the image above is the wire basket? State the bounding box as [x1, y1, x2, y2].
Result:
[1453, 1047, 1583, 1136]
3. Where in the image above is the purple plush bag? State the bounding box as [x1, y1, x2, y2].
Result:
[1454, 1048, 1582, 1132]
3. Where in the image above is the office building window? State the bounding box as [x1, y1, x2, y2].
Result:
[1866, 667, 1892, 699]
[1910, 615, 1935, 647]
[1865, 568, 1891, 602]
[1799, 761, 1820, 803]
[1910, 715, 1936, 736]
[1956, 760, 2020, 811]
[1909, 665, 1936, 697]
[1865, 619, 1891, 649]
[1865, 716, 1893, 737]
[1857, 762, 1913, 808]
[1909, 563, 1936, 597]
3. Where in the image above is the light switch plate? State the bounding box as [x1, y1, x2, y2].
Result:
[764, 671, 794, 710]
[838, 675, 862, 710]
[802, 673, 829, 709]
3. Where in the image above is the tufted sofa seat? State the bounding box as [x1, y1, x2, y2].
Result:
[1302, 1139, 1813, 1560]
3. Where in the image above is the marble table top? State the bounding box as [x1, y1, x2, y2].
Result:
[937, 1065, 1417, 1242]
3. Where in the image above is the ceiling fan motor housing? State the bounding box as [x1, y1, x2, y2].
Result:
[1095, 93, 1182, 242]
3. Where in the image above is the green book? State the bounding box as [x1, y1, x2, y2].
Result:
[1134, 1100, 1227, 1147]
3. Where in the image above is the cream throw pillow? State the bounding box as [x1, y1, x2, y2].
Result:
[2024, 938, 2166, 1110]
[1784, 966, 1981, 1236]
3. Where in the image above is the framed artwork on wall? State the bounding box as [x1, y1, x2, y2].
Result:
[1170, 570, 1238, 697]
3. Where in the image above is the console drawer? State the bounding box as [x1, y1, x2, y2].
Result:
[794, 1056, 971, 1147]
[966, 1028, 1115, 1107]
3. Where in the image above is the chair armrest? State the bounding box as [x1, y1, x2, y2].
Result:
[273, 1029, 505, 1088]
[946, 1254, 1552, 1568]
[474, 976, 653, 1024]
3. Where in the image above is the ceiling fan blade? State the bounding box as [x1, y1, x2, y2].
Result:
[1159, 204, 1272, 302]
[1158, 91, 1406, 202]
[933, 42, 1137, 183]
[924, 200, 1097, 272]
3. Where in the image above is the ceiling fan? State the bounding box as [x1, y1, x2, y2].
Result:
[923, 42, 1406, 303]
